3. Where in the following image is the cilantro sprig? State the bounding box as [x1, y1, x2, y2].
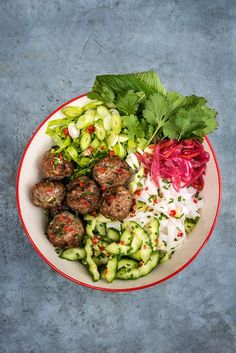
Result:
[88, 71, 218, 144]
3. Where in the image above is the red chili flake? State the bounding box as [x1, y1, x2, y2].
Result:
[79, 181, 85, 187]
[92, 237, 99, 244]
[104, 157, 109, 162]
[135, 190, 142, 196]
[100, 145, 105, 150]
[63, 127, 69, 136]
[98, 167, 107, 174]
[116, 168, 124, 174]
[109, 150, 115, 156]
[119, 240, 125, 245]
[101, 186, 106, 192]
[178, 231, 183, 237]
[64, 226, 74, 232]
[59, 153, 63, 161]
[154, 239, 159, 243]
[99, 246, 105, 251]
[169, 210, 176, 217]
[85, 125, 96, 133]
[91, 211, 97, 217]
[193, 199, 198, 204]
[80, 199, 90, 207]
[153, 199, 157, 204]
[143, 244, 147, 249]
[145, 187, 149, 191]
[47, 188, 53, 193]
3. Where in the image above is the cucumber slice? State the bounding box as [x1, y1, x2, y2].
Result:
[110, 114, 121, 134]
[105, 255, 118, 282]
[62, 106, 82, 118]
[80, 132, 92, 150]
[97, 105, 110, 118]
[78, 157, 91, 167]
[93, 255, 109, 266]
[84, 109, 95, 118]
[95, 122, 106, 140]
[106, 242, 119, 255]
[120, 230, 132, 245]
[84, 214, 95, 221]
[60, 247, 86, 261]
[95, 214, 112, 223]
[107, 132, 118, 147]
[140, 241, 152, 264]
[117, 258, 138, 270]
[85, 238, 100, 281]
[95, 222, 107, 237]
[109, 108, 119, 115]
[129, 233, 142, 254]
[116, 252, 159, 280]
[145, 218, 159, 249]
[107, 228, 120, 242]
[128, 250, 141, 261]
[76, 114, 93, 129]
[86, 220, 96, 237]
[159, 252, 171, 264]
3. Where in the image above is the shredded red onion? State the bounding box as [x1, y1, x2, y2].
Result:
[136, 139, 209, 191]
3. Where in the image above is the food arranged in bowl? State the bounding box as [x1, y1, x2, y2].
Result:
[31, 71, 218, 283]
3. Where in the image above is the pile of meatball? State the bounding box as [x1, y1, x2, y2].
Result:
[32, 149, 133, 249]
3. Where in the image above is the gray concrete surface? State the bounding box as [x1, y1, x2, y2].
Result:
[0, 0, 235, 352]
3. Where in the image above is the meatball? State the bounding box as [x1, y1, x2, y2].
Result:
[40, 149, 74, 180]
[100, 186, 132, 221]
[47, 211, 84, 248]
[66, 175, 101, 214]
[93, 156, 131, 188]
[32, 180, 65, 209]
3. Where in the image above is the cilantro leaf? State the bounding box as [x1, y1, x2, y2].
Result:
[143, 92, 170, 127]
[116, 90, 139, 115]
[123, 114, 146, 139]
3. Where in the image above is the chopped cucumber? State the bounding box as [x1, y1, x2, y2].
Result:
[60, 247, 86, 261]
[93, 255, 109, 266]
[106, 242, 119, 255]
[95, 222, 106, 237]
[86, 220, 96, 237]
[129, 181, 138, 194]
[85, 238, 100, 281]
[62, 106, 82, 118]
[128, 250, 141, 261]
[80, 132, 91, 150]
[95, 214, 112, 223]
[118, 134, 129, 143]
[110, 114, 121, 134]
[159, 252, 171, 264]
[117, 258, 138, 270]
[145, 218, 159, 249]
[116, 252, 159, 280]
[129, 233, 142, 254]
[105, 255, 118, 282]
[120, 230, 132, 245]
[107, 228, 120, 242]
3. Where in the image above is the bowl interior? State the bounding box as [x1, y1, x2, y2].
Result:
[17, 95, 221, 291]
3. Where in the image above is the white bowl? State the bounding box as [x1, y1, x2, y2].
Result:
[16, 94, 222, 292]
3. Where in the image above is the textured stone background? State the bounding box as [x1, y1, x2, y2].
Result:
[0, 1, 235, 352]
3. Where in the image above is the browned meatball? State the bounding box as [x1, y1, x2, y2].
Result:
[32, 180, 65, 209]
[40, 149, 74, 180]
[47, 212, 84, 248]
[100, 186, 132, 221]
[93, 156, 131, 188]
[66, 175, 101, 214]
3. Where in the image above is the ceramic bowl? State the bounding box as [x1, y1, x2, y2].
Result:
[16, 94, 221, 291]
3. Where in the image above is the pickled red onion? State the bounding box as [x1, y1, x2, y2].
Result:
[136, 139, 209, 191]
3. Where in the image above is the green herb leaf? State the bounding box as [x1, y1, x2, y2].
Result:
[116, 90, 139, 115]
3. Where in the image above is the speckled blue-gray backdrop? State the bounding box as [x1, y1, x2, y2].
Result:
[0, 0, 235, 352]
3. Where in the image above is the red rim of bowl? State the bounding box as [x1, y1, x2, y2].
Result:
[16, 93, 222, 292]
